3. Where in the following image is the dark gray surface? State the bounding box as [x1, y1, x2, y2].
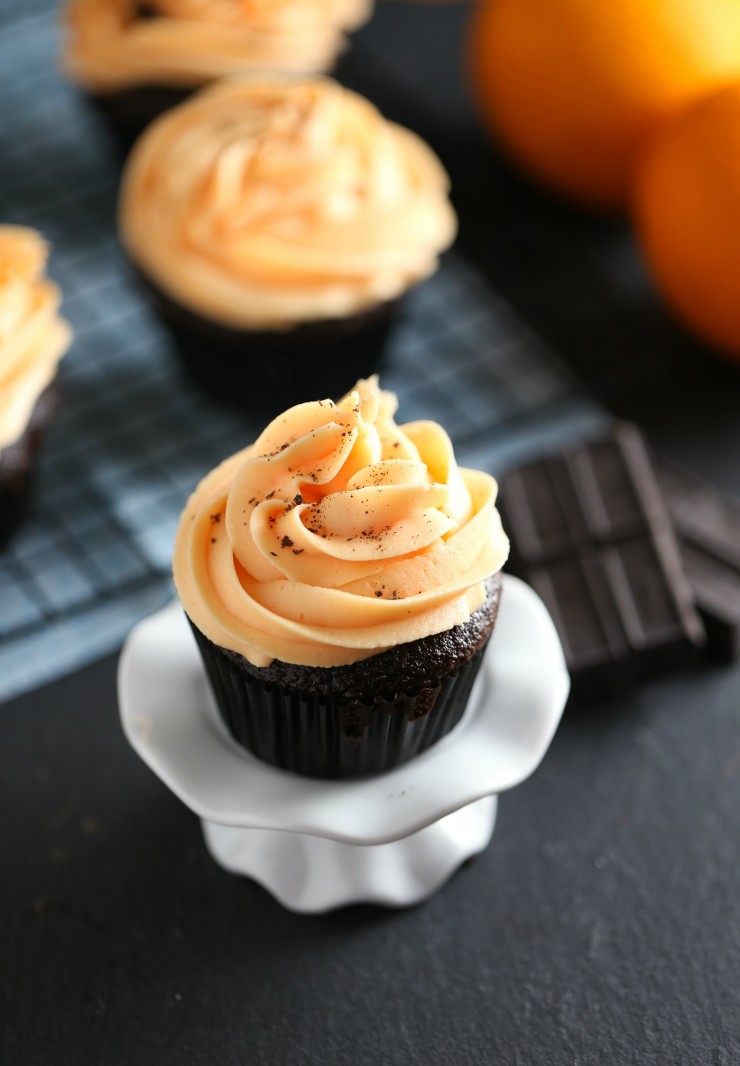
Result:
[3, 639, 739, 1065]
[2, 3, 740, 1064]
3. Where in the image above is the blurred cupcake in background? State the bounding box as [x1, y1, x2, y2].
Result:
[118, 76, 457, 412]
[0, 227, 72, 550]
[63, 0, 373, 147]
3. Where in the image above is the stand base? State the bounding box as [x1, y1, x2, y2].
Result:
[202, 795, 498, 912]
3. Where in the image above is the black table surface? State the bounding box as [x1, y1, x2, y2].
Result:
[3, 5, 740, 1065]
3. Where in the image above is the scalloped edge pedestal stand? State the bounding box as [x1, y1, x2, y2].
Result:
[119, 576, 569, 913]
[202, 796, 497, 911]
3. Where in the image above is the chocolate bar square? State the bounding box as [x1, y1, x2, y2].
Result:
[657, 465, 740, 662]
[500, 424, 705, 698]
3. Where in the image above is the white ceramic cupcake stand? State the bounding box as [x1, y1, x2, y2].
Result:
[118, 576, 569, 913]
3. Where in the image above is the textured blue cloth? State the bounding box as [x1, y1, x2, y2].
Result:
[0, 9, 604, 702]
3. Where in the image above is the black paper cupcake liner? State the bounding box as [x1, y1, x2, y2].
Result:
[88, 47, 353, 155]
[191, 623, 490, 779]
[0, 386, 57, 551]
[89, 85, 192, 154]
[0, 461, 34, 551]
[136, 270, 397, 414]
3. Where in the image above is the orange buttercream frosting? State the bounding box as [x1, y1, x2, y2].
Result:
[64, 0, 372, 92]
[173, 377, 509, 668]
[0, 227, 71, 456]
[118, 76, 457, 328]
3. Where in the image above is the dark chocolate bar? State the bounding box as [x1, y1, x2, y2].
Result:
[657, 465, 740, 662]
[500, 424, 705, 698]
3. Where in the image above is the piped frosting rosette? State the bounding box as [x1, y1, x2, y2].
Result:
[64, 0, 373, 92]
[174, 378, 509, 669]
[0, 227, 71, 456]
[119, 76, 457, 327]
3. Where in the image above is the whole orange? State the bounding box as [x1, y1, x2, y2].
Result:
[468, 0, 740, 211]
[633, 82, 740, 359]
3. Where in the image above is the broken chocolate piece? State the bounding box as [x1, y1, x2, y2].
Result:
[500, 424, 705, 698]
[657, 465, 740, 662]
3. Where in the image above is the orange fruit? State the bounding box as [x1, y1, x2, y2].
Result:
[633, 81, 740, 359]
[468, 0, 740, 211]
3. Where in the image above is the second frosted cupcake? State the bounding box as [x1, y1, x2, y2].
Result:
[118, 75, 457, 411]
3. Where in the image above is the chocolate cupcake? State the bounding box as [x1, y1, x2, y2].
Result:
[118, 76, 457, 411]
[63, 0, 373, 148]
[0, 228, 72, 550]
[173, 376, 509, 778]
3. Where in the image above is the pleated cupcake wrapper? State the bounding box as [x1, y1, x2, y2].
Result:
[0, 385, 56, 550]
[89, 86, 192, 154]
[89, 51, 353, 155]
[191, 624, 489, 779]
[136, 269, 398, 415]
[0, 471, 34, 551]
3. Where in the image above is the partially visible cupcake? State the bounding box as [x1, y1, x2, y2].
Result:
[63, 0, 373, 146]
[119, 76, 457, 410]
[173, 376, 509, 778]
[0, 227, 72, 550]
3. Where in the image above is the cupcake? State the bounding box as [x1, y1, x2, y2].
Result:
[0, 227, 72, 550]
[173, 376, 509, 778]
[118, 76, 457, 411]
[63, 0, 373, 146]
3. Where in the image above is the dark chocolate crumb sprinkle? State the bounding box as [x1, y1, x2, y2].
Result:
[210, 513, 220, 523]
[265, 490, 276, 500]
[270, 551, 277, 557]
[281, 536, 294, 548]
[293, 494, 303, 505]
[292, 548, 304, 555]
[210, 538, 217, 544]
[375, 590, 383, 597]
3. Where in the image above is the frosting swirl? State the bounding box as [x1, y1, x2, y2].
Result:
[64, 0, 372, 92]
[0, 227, 71, 457]
[174, 377, 509, 668]
[119, 76, 457, 327]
